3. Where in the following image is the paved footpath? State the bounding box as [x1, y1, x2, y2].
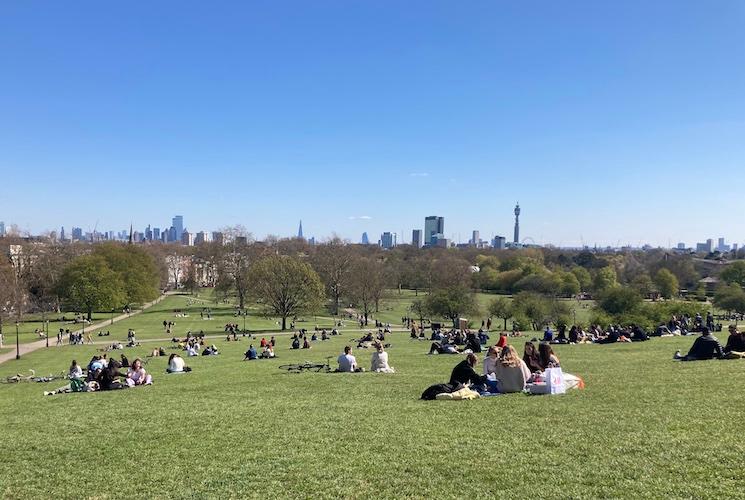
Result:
[0, 293, 172, 366]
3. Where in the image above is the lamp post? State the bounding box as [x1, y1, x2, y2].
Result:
[44, 311, 48, 348]
[111, 308, 115, 325]
[15, 322, 20, 360]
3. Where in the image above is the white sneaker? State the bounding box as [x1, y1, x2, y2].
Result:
[673, 350, 681, 359]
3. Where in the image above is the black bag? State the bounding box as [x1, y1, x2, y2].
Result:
[421, 383, 455, 401]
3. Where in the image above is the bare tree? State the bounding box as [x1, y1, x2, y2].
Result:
[312, 238, 352, 315]
[348, 257, 386, 325]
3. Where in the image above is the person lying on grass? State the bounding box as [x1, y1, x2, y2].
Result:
[370, 342, 394, 373]
[673, 327, 724, 361]
[126, 358, 153, 387]
[337, 346, 364, 372]
[428, 339, 459, 355]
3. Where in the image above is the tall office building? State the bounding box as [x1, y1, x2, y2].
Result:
[493, 236, 506, 249]
[380, 232, 395, 249]
[212, 231, 224, 245]
[513, 203, 521, 244]
[72, 227, 83, 241]
[424, 216, 444, 245]
[172, 215, 184, 241]
[470, 230, 480, 246]
[60, 226, 65, 240]
[145, 225, 153, 241]
[412, 229, 423, 249]
[195, 231, 209, 245]
[153, 227, 160, 241]
[361, 232, 370, 245]
[298, 220, 304, 239]
[0, 221, 5, 237]
[181, 230, 194, 246]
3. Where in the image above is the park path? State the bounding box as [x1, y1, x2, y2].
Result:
[0, 293, 173, 366]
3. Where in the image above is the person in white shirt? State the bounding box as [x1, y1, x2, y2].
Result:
[370, 343, 395, 373]
[337, 346, 361, 372]
[167, 353, 187, 373]
[483, 346, 499, 375]
[69, 360, 83, 379]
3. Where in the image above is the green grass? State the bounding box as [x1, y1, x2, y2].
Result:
[2, 299, 745, 498]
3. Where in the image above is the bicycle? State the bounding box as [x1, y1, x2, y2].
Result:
[278, 356, 336, 373]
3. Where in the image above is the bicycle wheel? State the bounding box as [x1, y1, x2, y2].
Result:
[278, 364, 302, 372]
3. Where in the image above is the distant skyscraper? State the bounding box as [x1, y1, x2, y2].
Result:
[212, 231, 224, 245]
[172, 215, 184, 241]
[153, 227, 161, 241]
[72, 227, 83, 241]
[380, 232, 395, 249]
[298, 220, 304, 239]
[471, 230, 480, 246]
[513, 203, 521, 244]
[412, 229, 423, 249]
[424, 216, 444, 245]
[0, 221, 5, 237]
[145, 225, 153, 241]
[60, 226, 65, 240]
[361, 232, 370, 245]
[493, 236, 506, 249]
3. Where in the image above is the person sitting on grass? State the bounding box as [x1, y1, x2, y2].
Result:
[494, 345, 532, 393]
[523, 342, 542, 373]
[449, 353, 486, 390]
[244, 344, 258, 360]
[87, 356, 104, 381]
[496, 333, 508, 349]
[202, 344, 219, 356]
[337, 346, 363, 372]
[370, 342, 395, 373]
[99, 359, 127, 390]
[538, 342, 561, 370]
[302, 337, 312, 349]
[483, 346, 499, 376]
[291, 337, 301, 349]
[261, 345, 275, 358]
[723, 325, 745, 358]
[674, 327, 724, 361]
[126, 358, 153, 387]
[542, 326, 554, 342]
[120, 354, 130, 368]
[69, 360, 83, 380]
[167, 353, 189, 373]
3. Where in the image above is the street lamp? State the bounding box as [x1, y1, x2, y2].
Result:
[242, 310, 247, 333]
[111, 308, 115, 325]
[15, 322, 20, 360]
[44, 311, 48, 348]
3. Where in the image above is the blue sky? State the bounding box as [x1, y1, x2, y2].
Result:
[1, 1, 745, 247]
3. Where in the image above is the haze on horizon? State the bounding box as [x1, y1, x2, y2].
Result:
[1, 1, 744, 247]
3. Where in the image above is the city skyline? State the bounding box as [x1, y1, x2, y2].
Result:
[2, 2, 745, 246]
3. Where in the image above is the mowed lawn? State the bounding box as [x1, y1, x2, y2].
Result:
[1, 303, 745, 499]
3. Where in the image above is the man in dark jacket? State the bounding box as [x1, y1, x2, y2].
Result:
[449, 354, 486, 388]
[99, 360, 127, 390]
[674, 328, 724, 361]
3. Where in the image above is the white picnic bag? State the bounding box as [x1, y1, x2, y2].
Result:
[545, 367, 566, 394]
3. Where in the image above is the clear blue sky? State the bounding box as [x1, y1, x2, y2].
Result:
[1, 1, 744, 247]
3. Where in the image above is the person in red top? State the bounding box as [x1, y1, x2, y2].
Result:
[260, 337, 267, 348]
[496, 333, 508, 348]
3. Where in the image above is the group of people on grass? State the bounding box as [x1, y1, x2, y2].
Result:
[336, 343, 395, 373]
[674, 325, 745, 361]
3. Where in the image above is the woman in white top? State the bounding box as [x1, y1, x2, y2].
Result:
[69, 360, 83, 379]
[167, 353, 186, 373]
[126, 358, 153, 386]
[483, 346, 499, 375]
[371, 343, 395, 373]
[494, 345, 532, 393]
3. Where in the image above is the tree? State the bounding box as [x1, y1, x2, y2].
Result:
[557, 271, 581, 297]
[218, 242, 258, 309]
[713, 284, 745, 316]
[348, 257, 386, 325]
[592, 266, 618, 293]
[0, 258, 19, 341]
[182, 261, 200, 295]
[570, 266, 591, 292]
[653, 268, 679, 300]
[488, 296, 513, 330]
[409, 299, 428, 328]
[425, 286, 478, 328]
[512, 292, 550, 330]
[57, 255, 126, 320]
[597, 287, 643, 316]
[312, 240, 352, 315]
[720, 261, 745, 288]
[630, 273, 654, 297]
[249, 255, 325, 330]
[94, 243, 160, 305]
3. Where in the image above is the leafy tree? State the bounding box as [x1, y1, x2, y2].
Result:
[570, 266, 591, 291]
[597, 287, 643, 316]
[653, 268, 679, 299]
[719, 261, 745, 288]
[512, 292, 550, 330]
[630, 273, 654, 297]
[494, 269, 524, 293]
[94, 243, 160, 305]
[488, 296, 513, 330]
[57, 255, 126, 320]
[592, 266, 618, 293]
[557, 271, 581, 297]
[249, 255, 325, 330]
[409, 298, 428, 328]
[713, 284, 745, 316]
[425, 286, 478, 328]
